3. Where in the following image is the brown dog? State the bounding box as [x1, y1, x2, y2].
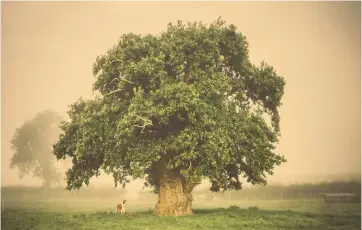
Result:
[116, 200, 127, 214]
[125, 211, 134, 218]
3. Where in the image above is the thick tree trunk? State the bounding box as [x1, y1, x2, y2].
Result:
[154, 170, 194, 216]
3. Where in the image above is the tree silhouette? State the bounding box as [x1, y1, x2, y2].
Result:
[10, 110, 64, 191]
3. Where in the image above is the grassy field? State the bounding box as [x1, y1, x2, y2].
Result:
[1, 197, 361, 230]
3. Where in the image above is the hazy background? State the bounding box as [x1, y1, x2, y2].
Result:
[1, 2, 361, 191]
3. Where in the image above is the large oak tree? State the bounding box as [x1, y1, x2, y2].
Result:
[53, 18, 286, 216]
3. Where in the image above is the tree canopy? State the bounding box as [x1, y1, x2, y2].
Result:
[53, 18, 286, 216]
[10, 110, 64, 188]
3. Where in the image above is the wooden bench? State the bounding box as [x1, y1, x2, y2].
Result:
[320, 193, 358, 203]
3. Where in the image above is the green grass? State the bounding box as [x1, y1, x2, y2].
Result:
[1, 198, 361, 230]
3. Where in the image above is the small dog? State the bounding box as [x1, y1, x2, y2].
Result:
[125, 211, 134, 218]
[116, 200, 127, 214]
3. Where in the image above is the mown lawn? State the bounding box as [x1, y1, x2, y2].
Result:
[1, 199, 361, 230]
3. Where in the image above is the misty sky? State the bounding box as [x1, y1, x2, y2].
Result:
[1, 2, 361, 187]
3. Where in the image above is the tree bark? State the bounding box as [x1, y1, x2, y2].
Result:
[154, 169, 194, 216]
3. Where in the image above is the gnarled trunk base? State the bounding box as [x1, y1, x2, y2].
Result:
[154, 171, 193, 216]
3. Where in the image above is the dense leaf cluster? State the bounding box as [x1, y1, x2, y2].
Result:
[53, 18, 286, 192]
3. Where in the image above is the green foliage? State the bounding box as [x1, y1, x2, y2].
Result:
[10, 110, 63, 187]
[53, 18, 286, 192]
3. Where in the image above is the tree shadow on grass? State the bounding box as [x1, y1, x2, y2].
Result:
[193, 208, 227, 215]
[193, 205, 258, 215]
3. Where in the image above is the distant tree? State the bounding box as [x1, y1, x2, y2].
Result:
[53, 18, 286, 216]
[10, 110, 64, 192]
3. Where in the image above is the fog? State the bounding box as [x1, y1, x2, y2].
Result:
[2, 2, 361, 195]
